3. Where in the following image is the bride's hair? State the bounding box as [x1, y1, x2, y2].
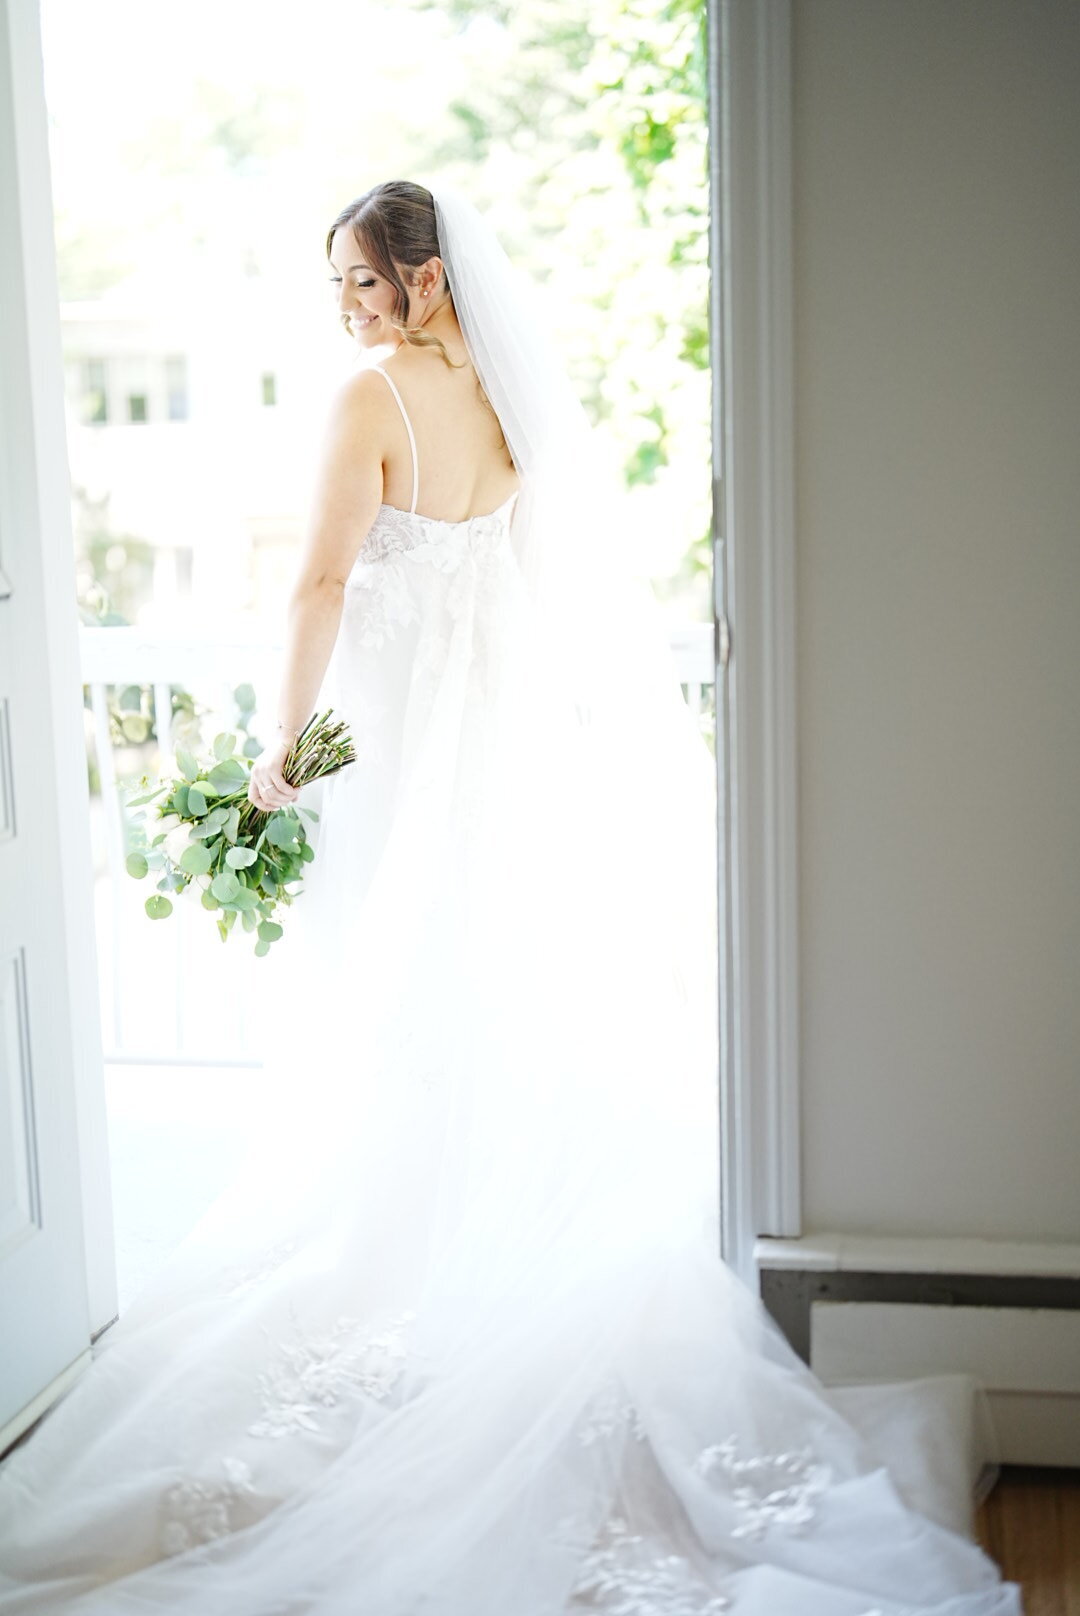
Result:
[325, 181, 464, 371]
[327, 180, 511, 457]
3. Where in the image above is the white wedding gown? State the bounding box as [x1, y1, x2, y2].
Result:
[0, 365, 1023, 1615]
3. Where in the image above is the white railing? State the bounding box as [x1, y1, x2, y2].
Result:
[80, 621, 716, 1066]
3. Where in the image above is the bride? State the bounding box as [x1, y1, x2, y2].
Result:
[0, 180, 1022, 1615]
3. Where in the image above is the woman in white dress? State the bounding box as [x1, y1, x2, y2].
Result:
[0, 180, 1023, 1616]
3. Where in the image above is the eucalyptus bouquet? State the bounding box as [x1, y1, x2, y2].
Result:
[124, 709, 355, 956]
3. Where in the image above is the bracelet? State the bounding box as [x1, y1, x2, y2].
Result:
[275, 720, 301, 746]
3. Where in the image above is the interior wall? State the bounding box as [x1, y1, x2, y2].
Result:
[791, 0, 1080, 1242]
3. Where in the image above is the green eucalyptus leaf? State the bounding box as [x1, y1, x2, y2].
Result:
[121, 713, 151, 744]
[223, 806, 241, 844]
[175, 747, 200, 782]
[125, 851, 148, 879]
[299, 841, 315, 863]
[212, 732, 236, 761]
[145, 894, 173, 920]
[173, 784, 189, 817]
[232, 887, 259, 912]
[254, 939, 271, 957]
[298, 807, 320, 822]
[208, 758, 247, 793]
[225, 845, 257, 868]
[257, 920, 283, 943]
[201, 890, 220, 910]
[210, 870, 241, 903]
[266, 814, 298, 849]
[187, 786, 208, 817]
[179, 843, 212, 876]
[118, 684, 143, 713]
[234, 682, 256, 713]
[242, 735, 262, 759]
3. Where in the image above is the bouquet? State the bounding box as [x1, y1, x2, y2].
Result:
[123, 709, 355, 956]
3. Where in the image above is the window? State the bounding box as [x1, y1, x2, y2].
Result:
[261, 371, 277, 407]
[83, 357, 108, 424]
[176, 546, 194, 596]
[165, 356, 189, 421]
[127, 394, 148, 424]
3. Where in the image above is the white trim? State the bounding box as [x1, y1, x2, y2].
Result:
[0, 1347, 91, 1460]
[754, 1232, 1080, 1279]
[712, 0, 800, 1286]
[4, 0, 117, 1335]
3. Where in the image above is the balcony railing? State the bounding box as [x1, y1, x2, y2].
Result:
[80, 622, 716, 1066]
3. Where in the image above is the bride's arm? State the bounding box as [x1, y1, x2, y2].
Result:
[273, 370, 390, 741]
[248, 372, 389, 813]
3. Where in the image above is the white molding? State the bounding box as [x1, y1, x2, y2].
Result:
[3, 0, 117, 1335]
[0, 1348, 91, 1460]
[712, 0, 800, 1285]
[754, 1232, 1080, 1278]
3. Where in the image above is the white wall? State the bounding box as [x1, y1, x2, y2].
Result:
[792, 0, 1079, 1242]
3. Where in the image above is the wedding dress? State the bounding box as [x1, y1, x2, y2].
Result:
[0, 187, 1025, 1616]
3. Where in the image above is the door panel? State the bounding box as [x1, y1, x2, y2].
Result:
[0, 0, 115, 1450]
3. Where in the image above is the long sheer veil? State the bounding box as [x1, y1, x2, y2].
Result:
[427, 178, 723, 1219]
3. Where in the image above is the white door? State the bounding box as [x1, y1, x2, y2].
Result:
[0, 0, 116, 1452]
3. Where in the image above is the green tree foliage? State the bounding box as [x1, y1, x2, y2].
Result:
[406, 0, 711, 608]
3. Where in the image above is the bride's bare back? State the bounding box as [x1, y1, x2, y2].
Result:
[373, 338, 519, 524]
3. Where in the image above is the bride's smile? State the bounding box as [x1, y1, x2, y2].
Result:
[327, 238, 455, 348]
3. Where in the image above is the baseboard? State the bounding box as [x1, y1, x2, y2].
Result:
[754, 1232, 1080, 1467]
[0, 1348, 91, 1461]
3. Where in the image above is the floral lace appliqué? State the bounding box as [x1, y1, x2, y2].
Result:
[159, 1456, 256, 1556]
[249, 1306, 418, 1438]
[692, 1434, 832, 1540]
[344, 556, 421, 650]
[571, 1515, 730, 1615]
[344, 503, 514, 650]
[578, 1378, 648, 1448]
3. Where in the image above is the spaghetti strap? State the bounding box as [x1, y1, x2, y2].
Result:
[372, 365, 419, 514]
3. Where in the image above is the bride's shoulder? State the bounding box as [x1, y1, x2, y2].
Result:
[315, 368, 401, 458]
[327, 364, 399, 419]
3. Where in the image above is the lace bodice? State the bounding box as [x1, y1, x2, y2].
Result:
[347, 491, 519, 572]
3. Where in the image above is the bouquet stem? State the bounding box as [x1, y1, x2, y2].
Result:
[236, 709, 354, 839]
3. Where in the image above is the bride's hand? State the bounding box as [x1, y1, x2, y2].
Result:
[248, 738, 300, 813]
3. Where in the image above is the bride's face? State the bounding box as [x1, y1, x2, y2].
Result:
[328, 229, 417, 345]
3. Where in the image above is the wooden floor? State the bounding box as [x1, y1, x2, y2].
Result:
[974, 1466, 1080, 1613]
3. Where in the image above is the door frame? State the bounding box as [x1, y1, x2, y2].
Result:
[1, 0, 116, 1422]
[710, 0, 802, 1287]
